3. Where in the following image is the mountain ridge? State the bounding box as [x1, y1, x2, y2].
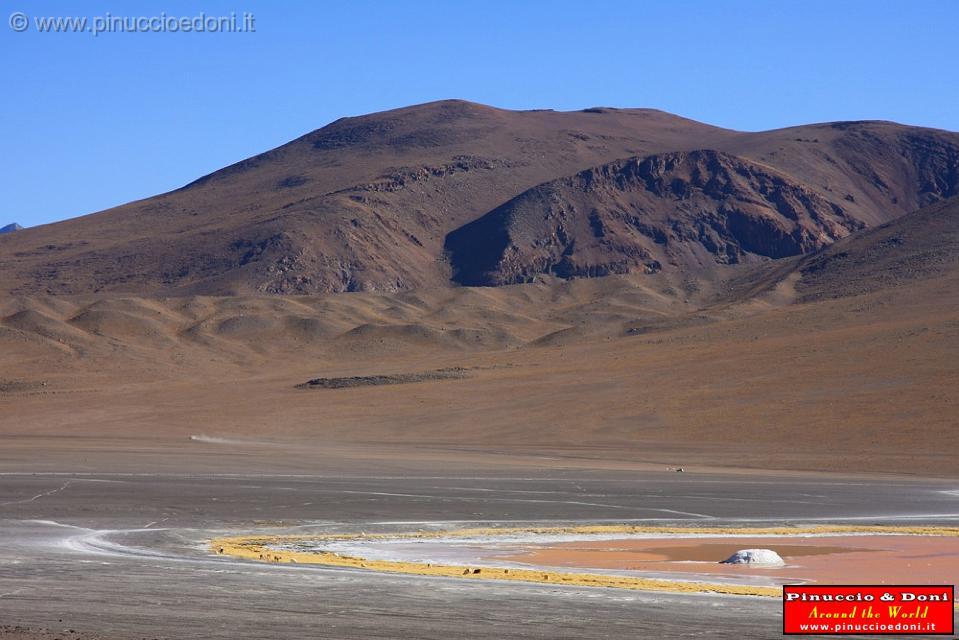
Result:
[1, 100, 957, 296]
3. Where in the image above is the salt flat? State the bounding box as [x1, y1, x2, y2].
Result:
[1, 442, 957, 639]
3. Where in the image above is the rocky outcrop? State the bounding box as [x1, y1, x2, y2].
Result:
[446, 150, 865, 286]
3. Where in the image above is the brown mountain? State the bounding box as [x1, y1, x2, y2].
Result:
[0, 101, 730, 296]
[1, 100, 957, 296]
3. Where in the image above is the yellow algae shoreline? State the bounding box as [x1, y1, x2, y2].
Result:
[209, 525, 959, 599]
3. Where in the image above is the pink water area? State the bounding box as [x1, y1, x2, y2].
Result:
[499, 535, 959, 593]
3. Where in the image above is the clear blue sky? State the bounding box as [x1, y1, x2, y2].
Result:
[3, 0, 958, 228]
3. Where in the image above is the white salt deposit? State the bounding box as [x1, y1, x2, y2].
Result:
[719, 548, 785, 566]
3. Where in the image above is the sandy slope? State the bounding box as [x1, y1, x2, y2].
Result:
[2, 198, 957, 476]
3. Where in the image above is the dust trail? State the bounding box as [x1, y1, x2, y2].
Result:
[653, 508, 714, 519]
[326, 488, 694, 513]
[144, 517, 170, 528]
[24, 519, 87, 529]
[189, 434, 250, 445]
[0, 480, 73, 506]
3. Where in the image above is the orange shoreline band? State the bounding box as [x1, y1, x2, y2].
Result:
[210, 525, 959, 603]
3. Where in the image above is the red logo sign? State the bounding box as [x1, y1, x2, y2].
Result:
[783, 585, 955, 635]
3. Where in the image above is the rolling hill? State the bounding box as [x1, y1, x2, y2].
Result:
[2, 198, 957, 474]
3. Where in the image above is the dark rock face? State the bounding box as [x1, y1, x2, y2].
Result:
[0, 223, 23, 234]
[896, 132, 959, 204]
[446, 150, 865, 286]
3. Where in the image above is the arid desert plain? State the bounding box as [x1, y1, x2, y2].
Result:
[2, 100, 959, 638]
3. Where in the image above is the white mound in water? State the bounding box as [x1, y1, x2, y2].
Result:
[719, 548, 785, 566]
